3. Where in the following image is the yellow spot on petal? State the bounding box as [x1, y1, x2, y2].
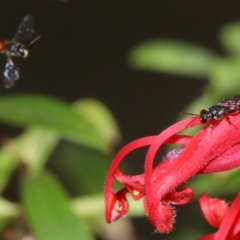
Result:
[133, 190, 140, 196]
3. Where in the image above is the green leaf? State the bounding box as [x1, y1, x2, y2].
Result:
[14, 127, 59, 176]
[51, 143, 112, 195]
[0, 127, 58, 194]
[210, 58, 240, 96]
[20, 171, 94, 240]
[0, 198, 21, 231]
[0, 148, 17, 194]
[73, 98, 121, 148]
[190, 167, 240, 197]
[72, 195, 144, 219]
[0, 94, 110, 152]
[220, 21, 240, 55]
[129, 40, 218, 78]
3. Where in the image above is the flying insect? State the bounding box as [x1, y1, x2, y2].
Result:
[0, 15, 41, 88]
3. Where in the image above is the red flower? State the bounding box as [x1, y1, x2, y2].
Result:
[198, 193, 240, 240]
[104, 113, 240, 233]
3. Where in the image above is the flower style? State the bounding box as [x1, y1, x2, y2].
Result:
[104, 113, 240, 233]
[198, 193, 240, 240]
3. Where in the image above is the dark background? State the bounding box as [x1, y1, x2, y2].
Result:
[1, 1, 238, 143]
[0, 1, 240, 239]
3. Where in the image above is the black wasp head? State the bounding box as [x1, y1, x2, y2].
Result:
[199, 109, 211, 123]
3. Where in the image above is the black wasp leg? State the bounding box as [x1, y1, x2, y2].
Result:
[210, 116, 237, 129]
[13, 15, 34, 43]
[224, 115, 237, 129]
[3, 58, 20, 88]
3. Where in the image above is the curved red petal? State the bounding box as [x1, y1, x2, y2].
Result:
[214, 193, 240, 240]
[147, 114, 240, 210]
[105, 132, 193, 222]
[165, 134, 192, 145]
[197, 233, 215, 240]
[105, 191, 118, 223]
[199, 193, 228, 228]
[165, 187, 193, 205]
[104, 136, 155, 222]
[114, 169, 145, 200]
[145, 114, 240, 232]
[200, 143, 240, 173]
[144, 118, 202, 231]
[144, 118, 201, 204]
[144, 198, 175, 234]
[106, 188, 129, 223]
[198, 194, 240, 240]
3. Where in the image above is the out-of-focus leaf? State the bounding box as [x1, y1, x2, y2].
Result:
[0, 127, 58, 194]
[210, 58, 240, 96]
[220, 22, 240, 55]
[72, 195, 144, 219]
[190, 167, 240, 197]
[20, 171, 94, 240]
[129, 40, 218, 78]
[73, 196, 204, 240]
[13, 127, 59, 176]
[73, 98, 120, 148]
[0, 198, 20, 231]
[72, 195, 141, 240]
[0, 94, 110, 152]
[180, 94, 218, 118]
[0, 149, 17, 194]
[50, 143, 112, 195]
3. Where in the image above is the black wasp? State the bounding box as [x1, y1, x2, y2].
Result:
[0, 15, 41, 88]
[186, 96, 240, 124]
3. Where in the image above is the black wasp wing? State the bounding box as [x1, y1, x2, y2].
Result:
[3, 58, 20, 88]
[13, 15, 35, 43]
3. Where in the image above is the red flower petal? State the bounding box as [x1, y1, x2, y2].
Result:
[104, 136, 155, 222]
[105, 188, 129, 223]
[105, 111, 240, 234]
[145, 115, 240, 232]
[200, 142, 240, 173]
[199, 193, 229, 228]
[214, 193, 240, 240]
[164, 187, 193, 205]
[198, 193, 240, 240]
[104, 130, 194, 223]
[143, 198, 175, 233]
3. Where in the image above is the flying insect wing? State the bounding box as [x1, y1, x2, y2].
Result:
[13, 15, 35, 43]
[3, 58, 20, 88]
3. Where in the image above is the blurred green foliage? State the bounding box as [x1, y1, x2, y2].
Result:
[129, 39, 218, 78]
[1, 20, 240, 240]
[0, 95, 120, 239]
